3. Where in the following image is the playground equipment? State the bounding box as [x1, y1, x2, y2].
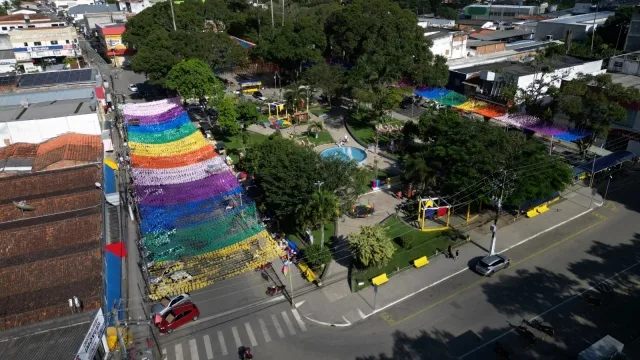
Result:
[351, 204, 375, 218]
[416, 197, 451, 232]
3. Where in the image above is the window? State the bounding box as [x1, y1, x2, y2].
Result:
[18, 26, 23, 29]
[34, 41, 41, 46]
[9, 26, 14, 29]
[23, 42, 27, 46]
[0, 27, 6, 30]
[51, 40, 58, 45]
[28, 25, 35, 28]
[65, 39, 70, 44]
[51, 23, 59, 27]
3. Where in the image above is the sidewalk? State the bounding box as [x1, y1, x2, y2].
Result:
[295, 184, 604, 327]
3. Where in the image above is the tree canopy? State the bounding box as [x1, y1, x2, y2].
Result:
[403, 110, 574, 207]
[165, 59, 223, 101]
[349, 224, 395, 268]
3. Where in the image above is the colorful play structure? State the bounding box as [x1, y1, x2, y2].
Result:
[416, 197, 452, 232]
[351, 204, 375, 218]
[122, 98, 283, 300]
[413, 87, 592, 141]
[264, 102, 309, 130]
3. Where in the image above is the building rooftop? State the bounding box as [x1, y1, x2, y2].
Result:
[540, 11, 614, 24]
[453, 55, 587, 76]
[469, 29, 534, 41]
[32, 133, 102, 171]
[0, 14, 50, 23]
[424, 27, 462, 40]
[608, 72, 640, 90]
[466, 4, 538, 9]
[66, 4, 120, 15]
[467, 40, 505, 48]
[0, 163, 102, 330]
[0, 98, 98, 122]
[97, 23, 126, 35]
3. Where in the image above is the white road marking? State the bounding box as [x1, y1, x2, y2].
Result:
[271, 314, 285, 338]
[460, 261, 640, 358]
[231, 326, 242, 348]
[174, 343, 183, 360]
[217, 331, 228, 356]
[281, 311, 296, 335]
[291, 309, 307, 332]
[162, 348, 167, 360]
[258, 318, 272, 343]
[202, 335, 214, 359]
[189, 339, 199, 360]
[244, 323, 258, 347]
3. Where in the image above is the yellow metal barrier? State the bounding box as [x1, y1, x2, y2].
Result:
[413, 256, 429, 268]
[297, 261, 316, 283]
[371, 273, 389, 286]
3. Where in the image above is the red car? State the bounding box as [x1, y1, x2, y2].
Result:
[154, 302, 200, 334]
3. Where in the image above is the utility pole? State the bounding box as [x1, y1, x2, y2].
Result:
[112, 300, 127, 360]
[169, 0, 177, 31]
[489, 170, 507, 255]
[590, 2, 599, 55]
[588, 154, 598, 208]
[281, 0, 284, 27]
[270, 0, 274, 28]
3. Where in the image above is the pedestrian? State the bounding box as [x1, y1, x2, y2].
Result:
[455, 249, 459, 261]
[447, 245, 453, 259]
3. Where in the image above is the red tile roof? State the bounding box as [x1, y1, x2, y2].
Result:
[0, 190, 101, 223]
[99, 24, 126, 36]
[32, 133, 102, 172]
[0, 143, 38, 160]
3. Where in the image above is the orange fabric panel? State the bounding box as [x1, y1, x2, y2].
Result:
[131, 145, 217, 169]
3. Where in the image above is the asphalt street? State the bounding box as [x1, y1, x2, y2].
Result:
[158, 171, 640, 360]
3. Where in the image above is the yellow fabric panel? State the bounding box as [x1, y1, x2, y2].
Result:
[129, 132, 208, 157]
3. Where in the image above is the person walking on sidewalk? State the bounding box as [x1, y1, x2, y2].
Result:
[448, 245, 453, 259]
[455, 249, 459, 261]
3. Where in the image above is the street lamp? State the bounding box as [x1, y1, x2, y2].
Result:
[314, 181, 323, 191]
[603, 174, 613, 202]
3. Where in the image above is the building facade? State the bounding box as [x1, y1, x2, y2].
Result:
[0, 14, 66, 35]
[463, 5, 540, 21]
[67, 4, 121, 23]
[9, 27, 80, 72]
[424, 28, 467, 60]
[534, 12, 614, 42]
[624, 6, 640, 53]
[117, 0, 151, 14]
[96, 23, 134, 67]
[82, 12, 128, 36]
[606, 51, 640, 154]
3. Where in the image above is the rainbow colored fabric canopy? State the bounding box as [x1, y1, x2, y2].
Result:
[495, 114, 591, 141]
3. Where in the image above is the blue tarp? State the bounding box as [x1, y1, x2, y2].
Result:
[578, 151, 635, 174]
[105, 251, 122, 324]
[103, 165, 117, 195]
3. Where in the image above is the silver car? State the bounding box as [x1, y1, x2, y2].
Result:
[151, 294, 191, 316]
[475, 254, 510, 276]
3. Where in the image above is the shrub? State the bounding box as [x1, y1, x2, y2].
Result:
[350, 224, 395, 268]
[396, 233, 415, 250]
[303, 244, 332, 271]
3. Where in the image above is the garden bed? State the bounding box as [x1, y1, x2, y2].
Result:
[302, 130, 334, 146]
[352, 216, 455, 291]
[346, 111, 404, 147]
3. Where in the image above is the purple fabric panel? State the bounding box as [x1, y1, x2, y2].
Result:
[523, 125, 567, 136]
[124, 106, 184, 124]
[135, 170, 239, 206]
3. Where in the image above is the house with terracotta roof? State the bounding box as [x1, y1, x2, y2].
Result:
[96, 23, 135, 67]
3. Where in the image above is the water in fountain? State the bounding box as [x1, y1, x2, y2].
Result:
[345, 147, 353, 159]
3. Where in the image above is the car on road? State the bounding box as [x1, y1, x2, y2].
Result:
[154, 302, 200, 334]
[151, 294, 191, 316]
[128, 84, 138, 92]
[253, 91, 267, 102]
[475, 254, 510, 276]
[186, 103, 203, 111]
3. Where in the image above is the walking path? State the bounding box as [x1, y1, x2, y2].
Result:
[295, 184, 604, 327]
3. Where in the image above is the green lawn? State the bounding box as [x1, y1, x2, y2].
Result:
[302, 130, 334, 146]
[352, 216, 453, 292]
[217, 131, 268, 163]
[310, 106, 330, 116]
[346, 111, 404, 146]
[287, 221, 336, 250]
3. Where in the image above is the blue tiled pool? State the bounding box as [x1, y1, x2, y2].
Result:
[320, 146, 367, 163]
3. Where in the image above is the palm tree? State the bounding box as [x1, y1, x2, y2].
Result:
[301, 189, 339, 247]
[308, 120, 324, 138]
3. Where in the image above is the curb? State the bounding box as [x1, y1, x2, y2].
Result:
[302, 314, 352, 327]
[311, 205, 599, 327]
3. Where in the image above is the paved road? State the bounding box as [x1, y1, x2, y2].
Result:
[158, 171, 640, 360]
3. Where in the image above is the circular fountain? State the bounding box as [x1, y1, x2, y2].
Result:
[320, 146, 367, 163]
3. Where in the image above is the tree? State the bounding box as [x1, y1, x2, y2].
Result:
[349, 224, 395, 268]
[165, 59, 223, 101]
[325, 0, 448, 88]
[283, 84, 306, 113]
[216, 96, 240, 136]
[10, 0, 19, 8]
[308, 120, 324, 138]
[403, 153, 436, 192]
[300, 189, 339, 247]
[595, 6, 633, 50]
[303, 244, 332, 271]
[236, 101, 260, 125]
[303, 63, 345, 105]
[437, 6, 459, 20]
[556, 73, 640, 154]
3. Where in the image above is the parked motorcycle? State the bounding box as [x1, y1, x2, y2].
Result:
[266, 285, 286, 296]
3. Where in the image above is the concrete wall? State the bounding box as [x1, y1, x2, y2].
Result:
[534, 23, 592, 42]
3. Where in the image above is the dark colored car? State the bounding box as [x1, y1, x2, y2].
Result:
[154, 302, 200, 334]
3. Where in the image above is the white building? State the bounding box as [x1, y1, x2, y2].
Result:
[417, 16, 455, 29]
[534, 12, 614, 42]
[9, 27, 80, 72]
[606, 51, 640, 154]
[463, 5, 541, 21]
[67, 4, 121, 22]
[51, 0, 95, 10]
[424, 28, 467, 60]
[0, 14, 66, 35]
[82, 12, 128, 35]
[117, 0, 151, 14]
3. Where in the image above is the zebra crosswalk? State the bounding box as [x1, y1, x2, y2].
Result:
[162, 309, 308, 360]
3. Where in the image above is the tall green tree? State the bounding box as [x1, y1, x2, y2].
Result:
[557, 73, 640, 154]
[216, 96, 240, 136]
[595, 6, 633, 50]
[300, 189, 339, 247]
[236, 101, 260, 125]
[349, 224, 395, 268]
[303, 63, 345, 105]
[165, 59, 223, 101]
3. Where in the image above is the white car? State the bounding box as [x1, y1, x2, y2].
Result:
[151, 294, 191, 316]
[128, 84, 138, 92]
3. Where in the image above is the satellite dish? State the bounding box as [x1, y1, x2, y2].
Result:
[13, 201, 35, 211]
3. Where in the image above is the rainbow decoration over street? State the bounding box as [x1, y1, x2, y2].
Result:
[123, 98, 282, 299]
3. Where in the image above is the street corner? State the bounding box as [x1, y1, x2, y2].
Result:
[294, 297, 358, 328]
